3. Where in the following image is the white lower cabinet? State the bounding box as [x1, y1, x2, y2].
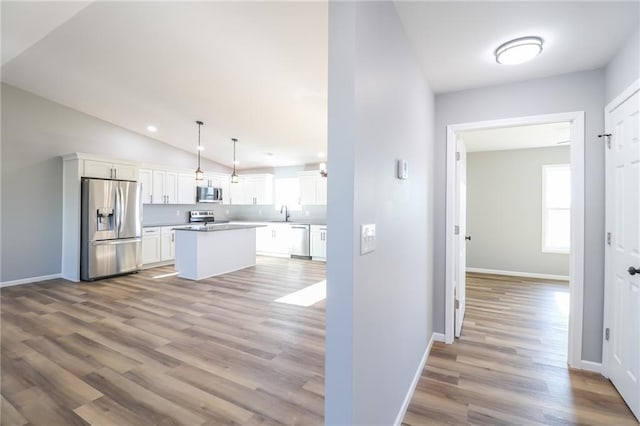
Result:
[142, 226, 175, 265]
[160, 227, 175, 261]
[255, 224, 290, 256]
[310, 225, 327, 260]
[142, 228, 161, 264]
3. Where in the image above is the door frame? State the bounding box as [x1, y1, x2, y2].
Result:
[602, 78, 640, 378]
[444, 111, 585, 369]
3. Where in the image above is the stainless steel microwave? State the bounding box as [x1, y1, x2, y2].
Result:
[196, 186, 223, 203]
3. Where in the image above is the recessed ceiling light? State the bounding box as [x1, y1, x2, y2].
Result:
[317, 152, 325, 158]
[495, 36, 543, 65]
[147, 125, 158, 132]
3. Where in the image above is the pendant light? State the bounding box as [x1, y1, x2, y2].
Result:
[231, 138, 239, 183]
[195, 120, 204, 182]
[319, 162, 327, 178]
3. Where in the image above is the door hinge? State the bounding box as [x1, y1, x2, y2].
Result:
[605, 328, 610, 341]
[607, 232, 611, 246]
[456, 152, 461, 161]
[598, 133, 612, 149]
[455, 299, 460, 309]
[454, 225, 460, 235]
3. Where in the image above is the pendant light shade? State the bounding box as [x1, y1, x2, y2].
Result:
[319, 162, 327, 178]
[195, 121, 204, 182]
[231, 138, 239, 183]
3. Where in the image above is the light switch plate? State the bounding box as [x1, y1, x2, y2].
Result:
[360, 224, 376, 255]
[397, 159, 408, 180]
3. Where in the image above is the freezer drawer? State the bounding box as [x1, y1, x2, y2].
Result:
[81, 238, 142, 281]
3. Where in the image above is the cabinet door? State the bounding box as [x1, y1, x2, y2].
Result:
[84, 160, 113, 179]
[243, 179, 258, 205]
[256, 226, 273, 252]
[177, 173, 196, 204]
[114, 163, 137, 181]
[165, 171, 178, 204]
[160, 232, 173, 261]
[310, 229, 323, 258]
[254, 175, 274, 205]
[229, 179, 245, 205]
[142, 230, 161, 264]
[272, 225, 290, 255]
[320, 229, 327, 258]
[152, 170, 166, 204]
[299, 175, 317, 205]
[316, 177, 327, 205]
[139, 169, 153, 204]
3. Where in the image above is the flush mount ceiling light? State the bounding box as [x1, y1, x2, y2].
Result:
[231, 138, 239, 183]
[195, 121, 204, 183]
[495, 36, 543, 65]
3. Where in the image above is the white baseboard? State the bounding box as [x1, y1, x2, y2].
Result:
[466, 267, 569, 281]
[0, 273, 62, 288]
[579, 360, 602, 374]
[393, 332, 437, 426]
[433, 332, 445, 343]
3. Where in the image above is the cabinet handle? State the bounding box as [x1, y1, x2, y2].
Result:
[114, 168, 117, 179]
[150, 195, 153, 203]
[171, 233, 175, 242]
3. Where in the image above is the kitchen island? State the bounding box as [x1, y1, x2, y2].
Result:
[173, 224, 265, 280]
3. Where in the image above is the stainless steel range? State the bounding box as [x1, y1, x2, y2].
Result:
[189, 210, 226, 225]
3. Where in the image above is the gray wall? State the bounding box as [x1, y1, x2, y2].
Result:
[0, 83, 229, 282]
[434, 69, 606, 363]
[326, 2, 434, 424]
[605, 27, 640, 104]
[466, 146, 570, 277]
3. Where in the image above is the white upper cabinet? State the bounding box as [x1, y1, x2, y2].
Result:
[177, 173, 196, 205]
[83, 159, 137, 180]
[140, 167, 194, 205]
[298, 171, 327, 205]
[139, 168, 153, 204]
[152, 170, 177, 204]
[230, 174, 274, 205]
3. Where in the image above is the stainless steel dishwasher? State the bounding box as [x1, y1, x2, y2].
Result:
[289, 224, 311, 259]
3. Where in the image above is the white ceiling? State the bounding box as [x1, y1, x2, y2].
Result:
[459, 122, 571, 153]
[1, 1, 328, 169]
[1, 2, 637, 168]
[395, 1, 639, 93]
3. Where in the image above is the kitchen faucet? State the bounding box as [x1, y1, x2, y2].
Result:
[280, 205, 290, 222]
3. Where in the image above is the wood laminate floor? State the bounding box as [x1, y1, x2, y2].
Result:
[1, 257, 326, 426]
[403, 273, 638, 426]
[3, 263, 637, 425]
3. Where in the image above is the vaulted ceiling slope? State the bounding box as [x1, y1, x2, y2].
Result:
[395, 1, 639, 93]
[1, 2, 328, 169]
[2, 2, 637, 168]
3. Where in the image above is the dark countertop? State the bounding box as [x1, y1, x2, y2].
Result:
[231, 220, 327, 226]
[144, 220, 229, 228]
[173, 224, 266, 232]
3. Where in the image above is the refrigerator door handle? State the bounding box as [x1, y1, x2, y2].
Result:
[116, 185, 123, 235]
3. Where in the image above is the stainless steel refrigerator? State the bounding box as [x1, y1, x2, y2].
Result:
[81, 178, 142, 281]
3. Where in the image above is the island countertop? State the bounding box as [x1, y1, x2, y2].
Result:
[173, 224, 266, 232]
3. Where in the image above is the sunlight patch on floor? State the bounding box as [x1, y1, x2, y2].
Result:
[152, 271, 179, 279]
[275, 280, 326, 307]
[554, 291, 570, 316]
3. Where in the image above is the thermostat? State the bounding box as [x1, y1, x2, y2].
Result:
[397, 159, 408, 180]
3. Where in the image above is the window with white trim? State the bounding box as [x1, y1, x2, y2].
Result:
[542, 164, 570, 253]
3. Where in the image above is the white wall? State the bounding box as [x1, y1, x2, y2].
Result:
[325, 2, 434, 424]
[434, 69, 606, 363]
[605, 27, 640, 104]
[0, 83, 229, 282]
[466, 146, 570, 277]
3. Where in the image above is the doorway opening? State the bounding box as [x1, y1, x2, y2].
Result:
[444, 111, 586, 369]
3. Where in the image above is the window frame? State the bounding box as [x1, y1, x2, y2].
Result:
[541, 163, 571, 254]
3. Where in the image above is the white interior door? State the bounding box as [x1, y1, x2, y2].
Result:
[454, 137, 467, 337]
[604, 88, 639, 421]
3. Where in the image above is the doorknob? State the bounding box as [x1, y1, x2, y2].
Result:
[465, 235, 471, 241]
[629, 266, 640, 276]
